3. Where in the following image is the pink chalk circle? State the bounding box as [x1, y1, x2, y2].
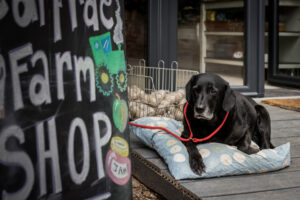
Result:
[105, 149, 131, 185]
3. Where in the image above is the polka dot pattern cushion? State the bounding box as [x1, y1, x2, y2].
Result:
[129, 117, 291, 180]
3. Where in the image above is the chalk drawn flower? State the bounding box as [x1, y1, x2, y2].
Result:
[116, 71, 127, 92]
[95, 66, 113, 96]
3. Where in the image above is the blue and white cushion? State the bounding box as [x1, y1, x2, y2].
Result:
[129, 117, 291, 180]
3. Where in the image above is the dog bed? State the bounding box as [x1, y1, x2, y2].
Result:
[129, 117, 291, 180]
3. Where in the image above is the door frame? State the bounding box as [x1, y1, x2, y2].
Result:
[232, 0, 265, 97]
[268, 0, 300, 88]
[147, 0, 265, 96]
[148, 0, 178, 68]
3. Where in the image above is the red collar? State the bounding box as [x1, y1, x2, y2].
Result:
[184, 102, 229, 143]
[129, 102, 229, 143]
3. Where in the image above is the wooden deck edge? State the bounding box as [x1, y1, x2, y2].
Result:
[131, 150, 201, 200]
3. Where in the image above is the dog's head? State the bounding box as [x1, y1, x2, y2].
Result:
[185, 73, 236, 120]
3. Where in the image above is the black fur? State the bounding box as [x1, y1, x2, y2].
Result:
[182, 73, 274, 175]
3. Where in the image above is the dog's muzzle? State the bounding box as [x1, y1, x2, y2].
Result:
[194, 107, 213, 120]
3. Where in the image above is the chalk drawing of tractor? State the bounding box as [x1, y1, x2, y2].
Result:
[89, 32, 127, 96]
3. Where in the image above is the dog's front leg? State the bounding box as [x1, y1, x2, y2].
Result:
[183, 140, 206, 175]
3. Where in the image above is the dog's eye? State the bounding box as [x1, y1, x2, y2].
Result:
[210, 89, 217, 95]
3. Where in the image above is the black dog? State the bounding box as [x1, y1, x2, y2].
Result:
[182, 73, 274, 175]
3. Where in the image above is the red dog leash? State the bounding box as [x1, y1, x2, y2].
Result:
[129, 102, 229, 143]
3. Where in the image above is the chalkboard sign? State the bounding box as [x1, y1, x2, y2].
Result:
[0, 0, 131, 199]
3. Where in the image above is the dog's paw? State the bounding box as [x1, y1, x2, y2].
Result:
[189, 155, 206, 175]
[238, 146, 259, 155]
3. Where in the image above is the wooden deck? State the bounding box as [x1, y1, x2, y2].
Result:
[130, 104, 300, 200]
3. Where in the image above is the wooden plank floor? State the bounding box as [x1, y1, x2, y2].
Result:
[130, 104, 300, 200]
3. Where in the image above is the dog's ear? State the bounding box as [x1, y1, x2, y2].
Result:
[222, 83, 236, 112]
[185, 75, 196, 103]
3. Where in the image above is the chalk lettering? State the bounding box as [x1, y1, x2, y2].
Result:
[53, 0, 63, 43]
[55, 51, 72, 100]
[100, 0, 114, 30]
[68, 0, 78, 31]
[68, 118, 90, 185]
[9, 43, 32, 111]
[12, 0, 38, 28]
[93, 112, 112, 179]
[0, 54, 5, 118]
[74, 55, 96, 102]
[2, 0, 117, 40]
[83, 0, 99, 31]
[0, 0, 127, 197]
[29, 50, 51, 106]
[36, 117, 62, 197]
[0, 126, 34, 200]
[0, 0, 9, 20]
[38, 0, 45, 26]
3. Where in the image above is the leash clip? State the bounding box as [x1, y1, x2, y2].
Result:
[192, 138, 198, 142]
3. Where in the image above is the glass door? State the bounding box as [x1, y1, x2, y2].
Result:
[200, 0, 246, 86]
[268, 0, 300, 87]
[178, 0, 266, 96]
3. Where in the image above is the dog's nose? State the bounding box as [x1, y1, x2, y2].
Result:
[195, 105, 205, 113]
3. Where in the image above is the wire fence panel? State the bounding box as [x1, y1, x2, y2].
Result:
[127, 61, 199, 121]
